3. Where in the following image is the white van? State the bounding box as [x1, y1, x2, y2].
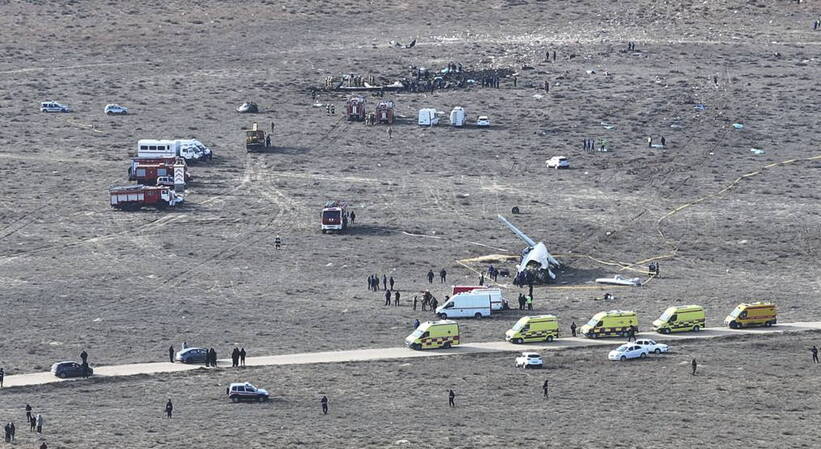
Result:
[436, 291, 492, 319]
[418, 108, 439, 126]
[449, 106, 465, 127]
[137, 139, 201, 161]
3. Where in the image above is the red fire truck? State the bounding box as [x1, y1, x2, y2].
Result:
[128, 157, 191, 185]
[320, 200, 348, 233]
[346, 96, 366, 121]
[109, 185, 184, 210]
[374, 100, 395, 124]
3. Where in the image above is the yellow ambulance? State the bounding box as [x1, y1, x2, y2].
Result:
[505, 315, 560, 344]
[579, 310, 638, 338]
[405, 320, 461, 350]
[724, 302, 777, 329]
[652, 305, 706, 334]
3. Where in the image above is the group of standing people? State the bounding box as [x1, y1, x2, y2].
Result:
[204, 348, 218, 367]
[5, 404, 44, 444]
[231, 347, 247, 368]
[426, 269, 447, 284]
[368, 274, 394, 291]
[517, 293, 533, 310]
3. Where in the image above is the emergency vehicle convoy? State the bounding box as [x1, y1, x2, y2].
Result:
[405, 320, 460, 350]
[320, 200, 348, 233]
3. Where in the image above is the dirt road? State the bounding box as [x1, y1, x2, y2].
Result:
[4, 322, 818, 389]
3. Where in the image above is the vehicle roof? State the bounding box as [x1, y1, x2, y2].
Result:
[180, 347, 205, 352]
[665, 305, 703, 311]
[521, 314, 557, 321]
[229, 382, 255, 387]
[425, 320, 457, 326]
[737, 302, 775, 308]
[52, 361, 78, 366]
[521, 352, 541, 356]
[594, 310, 636, 318]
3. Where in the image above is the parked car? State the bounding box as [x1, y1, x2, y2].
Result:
[104, 104, 128, 115]
[634, 339, 669, 354]
[40, 101, 71, 113]
[546, 156, 570, 169]
[227, 382, 270, 402]
[476, 116, 490, 127]
[156, 176, 175, 186]
[608, 344, 649, 361]
[50, 361, 93, 378]
[175, 347, 208, 364]
[515, 352, 543, 368]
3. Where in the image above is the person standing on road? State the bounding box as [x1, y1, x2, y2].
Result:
[35, 414, 43, 434]
[165, 399, 173, 419]
[169, 346, 175, 363]
[385, 290, 392, 306]
[570, 322, 577, 337]
[448, 390, 456, 407]
[691, 359, 698, 376]
[543, 380, 549, 398]
[240, 348, 246, 367]
[320, 396, 329, 415]
[811, 346, 819, 364]
[440, 269, 446, 283]
[394, 290, 401, 307]
[427, 270, 435, 284]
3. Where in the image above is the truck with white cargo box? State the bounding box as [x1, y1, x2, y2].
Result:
[136, 139, 202, 162]
[418, 108, 438, 126]
[449, 106, 465, 127]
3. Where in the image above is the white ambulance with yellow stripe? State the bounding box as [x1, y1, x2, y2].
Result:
[405, 320, 461, 350]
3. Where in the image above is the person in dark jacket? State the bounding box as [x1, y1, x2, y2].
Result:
[165, 399, 173, 418]
[169, 345, 175, 363]
[239, 348, 246, 367]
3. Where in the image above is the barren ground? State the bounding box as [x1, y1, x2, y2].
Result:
[0, 0, 820, 447]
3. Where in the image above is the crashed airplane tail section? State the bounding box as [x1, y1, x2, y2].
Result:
[498, 215, 561, 283]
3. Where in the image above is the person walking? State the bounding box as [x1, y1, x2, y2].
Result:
[320, 396, 329, 415]
[691, 359, 698, 376]
[169, 345, 175, 363]
[811, 346, 819, 364]
[448, 390, 456, 407]
[413, 296, 418, 311]
[240, 348, 246, 367]
[385, 290, 391, 306]
[543, 380, 549, 398]
[387, 127, 393, 139]
[440, 269, 447, 283]
[274, 235, 282, 250]
[35, 414, 43, 434]
[25, 404, 32, 423]
[427, 270, 435, 284]
[394, 290, 401, 307]
[570, 322, 577, 337]
[165, 399, 173, 419]
[389, 276, 395, 290]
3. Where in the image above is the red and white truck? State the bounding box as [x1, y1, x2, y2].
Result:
[128, 157, 191, 186]
[321, 200, 348, 233]
[109, 185, 184, 210]
[346, 96, 366, 121]
[375, 100, 395, 124]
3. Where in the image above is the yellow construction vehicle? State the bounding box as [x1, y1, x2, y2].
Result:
[245, 122, 267, 152]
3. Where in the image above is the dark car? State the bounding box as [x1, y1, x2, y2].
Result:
[176, 347, 208, 364]
[50, 361, 93, 378]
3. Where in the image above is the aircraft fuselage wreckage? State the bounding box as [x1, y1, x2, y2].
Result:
[497, 215, 561, 283]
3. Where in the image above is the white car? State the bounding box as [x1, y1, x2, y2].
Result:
[608, 344, 649, 361]
[515, 352, 543, 368]
[595, 275, 642, 287]
[476, 116, 490, 127]
[40, 101, 71, 113]
[104, 104, 128, 115]
[546, 156, 569, 169]
[634, 339, 669, 354]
